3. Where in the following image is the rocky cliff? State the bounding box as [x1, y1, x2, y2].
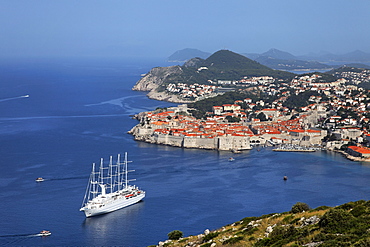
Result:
[132, 65, 183, 92]
[132, 65, 189, 103]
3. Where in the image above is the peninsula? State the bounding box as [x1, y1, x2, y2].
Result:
[131, 50, 370, 160]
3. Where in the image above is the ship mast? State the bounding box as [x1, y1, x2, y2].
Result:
[91, 162, 96, 197]
[125, 152, 128, 189]
[99, 158, 106, 195]
[109, 156, 113, 194]
[117, 154, 121, 191]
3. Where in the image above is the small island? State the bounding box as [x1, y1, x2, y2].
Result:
[130, 50, 370, 161]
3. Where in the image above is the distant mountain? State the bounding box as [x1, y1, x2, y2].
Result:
[343, 63, 370, 69]
[340, 50, 370, 62]
[168, 48, 211, 62]
[299, 50, 370, 64]
[254, 56, 332, 71]
[243, 48, 332, 71]
[243, 52, 260, 60]
[243, 48, 297, 61]
[261, 48, 297, 60]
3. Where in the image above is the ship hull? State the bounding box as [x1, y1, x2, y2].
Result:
[82, 193, 145, 217]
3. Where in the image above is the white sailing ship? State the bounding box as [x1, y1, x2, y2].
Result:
[80, 153, 145, 217]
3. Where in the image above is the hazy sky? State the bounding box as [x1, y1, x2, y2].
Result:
[1, 0, 369, 58]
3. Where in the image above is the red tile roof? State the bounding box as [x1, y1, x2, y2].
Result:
[348, 146, 370, 154]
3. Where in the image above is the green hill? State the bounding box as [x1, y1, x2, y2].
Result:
[196, 50, 294, 81]
[203, 50, 268, 70]
[171, 50, 295, 86]
[326, 65, 370, 74]
[133, 50, 296, 102]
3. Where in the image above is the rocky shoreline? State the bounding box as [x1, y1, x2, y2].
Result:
[336, 150, 370, 162]
[146, 90, 193, 103]
[128, 125, 251, 151]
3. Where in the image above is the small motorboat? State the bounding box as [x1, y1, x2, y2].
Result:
[39, 230, 51, 236]
[35, 177, 44, 182]
[229, 157, 235, 162]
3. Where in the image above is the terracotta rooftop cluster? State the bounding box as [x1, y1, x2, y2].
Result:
[145, 72, 370, 143]
[348, 145, 370, 154]
[146, 110, 253, 138]
[251, 118, 305, 135]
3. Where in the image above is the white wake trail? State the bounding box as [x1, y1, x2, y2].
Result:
[0, 95, 29, 102]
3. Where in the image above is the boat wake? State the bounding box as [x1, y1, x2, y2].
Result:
[48, 176, 87, 181]
[85, 95, 141, 108]
[0, 233, 36, 238]
[0, 233, 42, 246]
[85, 95, 155, 115]
[0, 231, 50, 245]
[0, 95, 29, 103]
[0, 114, 126, 121]
[36, 176, 86, 182]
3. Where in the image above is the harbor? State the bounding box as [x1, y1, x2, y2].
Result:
[272, 144, 317, 152]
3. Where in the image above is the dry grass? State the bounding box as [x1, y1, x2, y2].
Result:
[157, 202, 369, 247]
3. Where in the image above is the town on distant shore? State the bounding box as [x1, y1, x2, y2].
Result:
[129, 50, 370, 161]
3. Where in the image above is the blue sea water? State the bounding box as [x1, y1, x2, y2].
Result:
[0, 58, 370, 246]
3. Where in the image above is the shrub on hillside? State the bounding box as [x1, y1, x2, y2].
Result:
[202, 232, 219, 243]
[290, 202, 310, 213]
[167, 230, 183, 240]
[319, 208, 355, 234]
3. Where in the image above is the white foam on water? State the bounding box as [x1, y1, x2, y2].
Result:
[85, 95, 141, 108]
[0, 95, 30, 103]
[0, 114, 127, 121]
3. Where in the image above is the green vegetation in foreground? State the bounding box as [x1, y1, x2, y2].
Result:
[154, 200, 370, 247]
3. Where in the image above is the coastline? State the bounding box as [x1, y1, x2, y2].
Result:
[146, 90, 193, 103]
[272, 148, 315, 152]
[335, 149, 370, 162]
[129, 119, 370, 162]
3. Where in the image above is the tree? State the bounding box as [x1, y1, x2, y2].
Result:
[290, 202, 310, 213]
[319, 208, 355, 233]
[257, 112, 268, 121]
[167, 230, 183, 240]
[226, 116, 240, 123]
[323, 133, 338, 142]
